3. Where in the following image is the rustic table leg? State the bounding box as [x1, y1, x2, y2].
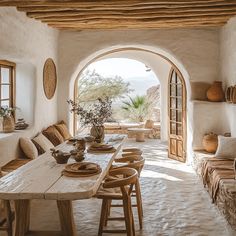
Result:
[57, 200, 77, 236]
[136, 132, 145, 142]
[14, 200, 31, 236]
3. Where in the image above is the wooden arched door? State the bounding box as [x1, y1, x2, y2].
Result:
[168, 67, 187, 162]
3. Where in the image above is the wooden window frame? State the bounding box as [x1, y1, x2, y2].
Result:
[0, 60, 16, 115]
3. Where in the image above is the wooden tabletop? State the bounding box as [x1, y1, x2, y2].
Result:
[0, 135, 126, 201]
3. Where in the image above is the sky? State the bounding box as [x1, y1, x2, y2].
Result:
[87, 58, 159, 97]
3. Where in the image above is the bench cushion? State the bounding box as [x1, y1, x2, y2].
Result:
[215, 136, 236, 160]
[54, 121, 72, 140]
[32, 133, 54, 154]
[19, 137, 38, 159]
[42, 126, 64, 146]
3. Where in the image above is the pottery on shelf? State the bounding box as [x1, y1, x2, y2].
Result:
[206, 81, 224, 102]
[202, 133, 218, 153]
[232, 86, 236, 104]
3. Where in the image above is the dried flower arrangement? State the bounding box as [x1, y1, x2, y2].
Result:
[0, 106, 15, 117]
[68, 97, 112, 142]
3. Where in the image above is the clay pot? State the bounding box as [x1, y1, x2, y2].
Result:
[225, 86, 234, 103]
[202, 133, 218, 153]
[206, 81, 224, 102]
[234, 159, 236, 179]
[145, 120, 154, 129]
[90, 125, 105, 143]
[2, 115, 15, 133]
[232, 86, 236, 104]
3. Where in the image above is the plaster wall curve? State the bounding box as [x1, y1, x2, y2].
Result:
[0, 7, 59, 165]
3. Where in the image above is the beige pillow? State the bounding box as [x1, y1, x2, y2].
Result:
[215, 136, 236, 160]
[190, 81, 211, 101]
[19, 137, 38, 159]
[54, 121, 72, 140]
[32, 133, 54, 154]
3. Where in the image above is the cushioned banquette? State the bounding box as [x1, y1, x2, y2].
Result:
[0, 120, 71, 174]
[193, 136, 236, 231]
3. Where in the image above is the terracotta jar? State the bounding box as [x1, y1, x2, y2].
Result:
[206, 81, 224, 102]
[145, 119, 154, 129]
[2, 115, 15, 133]
[202, 133, 218, 153]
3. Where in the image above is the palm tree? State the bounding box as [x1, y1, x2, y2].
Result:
[122, 95, 151, 122]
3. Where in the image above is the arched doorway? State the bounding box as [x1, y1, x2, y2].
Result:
[74, 58, 161, 136]
[69, 46, 191, 161]
[168, 67, 187, 162]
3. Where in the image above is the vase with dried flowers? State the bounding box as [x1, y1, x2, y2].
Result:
[68, 97, 112, 143]
[0, 106, 15, 133]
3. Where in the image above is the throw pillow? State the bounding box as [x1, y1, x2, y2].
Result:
[42, 125, 64, 146]
[215, 135, 236, 160]
[54, 120, 72, 140]
[32, 133, 54, 154]
[19, 137, 38, 159]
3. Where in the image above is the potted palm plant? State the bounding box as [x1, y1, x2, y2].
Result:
[0, 106, 15, 133]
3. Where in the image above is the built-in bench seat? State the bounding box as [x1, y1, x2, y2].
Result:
[193, 150, 236, 230]
[0, 120, 71, 174]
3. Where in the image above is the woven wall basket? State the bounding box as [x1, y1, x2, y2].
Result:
[43, 58, 57, 99]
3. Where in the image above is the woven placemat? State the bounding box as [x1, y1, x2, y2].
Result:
[62, 162, 102, 177]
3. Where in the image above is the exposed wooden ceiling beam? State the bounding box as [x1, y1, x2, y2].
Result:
[0, 0, 235, 30]
[0, 0, 231, 7]
[49, 21, 226, 30]
[16, 2, 236, 13]
[27, 9, 236, 20]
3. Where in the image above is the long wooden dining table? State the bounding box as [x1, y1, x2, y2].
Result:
[0, 135, 126, 236]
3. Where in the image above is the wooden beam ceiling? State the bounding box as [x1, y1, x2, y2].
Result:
[0, 0, 236, 30]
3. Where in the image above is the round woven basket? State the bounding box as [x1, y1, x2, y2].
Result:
[43, 58, 57, 99]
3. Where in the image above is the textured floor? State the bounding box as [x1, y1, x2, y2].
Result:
[2, 139, 235, 236]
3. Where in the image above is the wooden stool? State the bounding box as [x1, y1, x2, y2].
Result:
[112, 155, 145, 229]
[0, 170, 14, 236]
[96, 167, 138, 236]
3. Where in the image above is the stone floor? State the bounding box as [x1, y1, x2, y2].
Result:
[2, 139, 235, 236]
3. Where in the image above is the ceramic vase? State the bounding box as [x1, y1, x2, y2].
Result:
[202, 133, 218, 153]
[206, 81, 224, 102]
[90, 125, 105, 143]
[145, 119, 154, 129]
[2, 115, 15, 133]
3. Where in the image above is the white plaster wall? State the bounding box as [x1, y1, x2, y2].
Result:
[58, 28, 220, 155]
[0, 7, 58, 165]
[220, 16, 236, 137]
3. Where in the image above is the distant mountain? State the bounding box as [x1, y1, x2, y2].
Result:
[125, 74, 159, 97]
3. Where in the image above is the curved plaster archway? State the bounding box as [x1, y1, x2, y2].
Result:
[68, 44, 193, 162]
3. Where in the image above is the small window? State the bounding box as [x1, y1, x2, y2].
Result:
[0, 60, 16, 110]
